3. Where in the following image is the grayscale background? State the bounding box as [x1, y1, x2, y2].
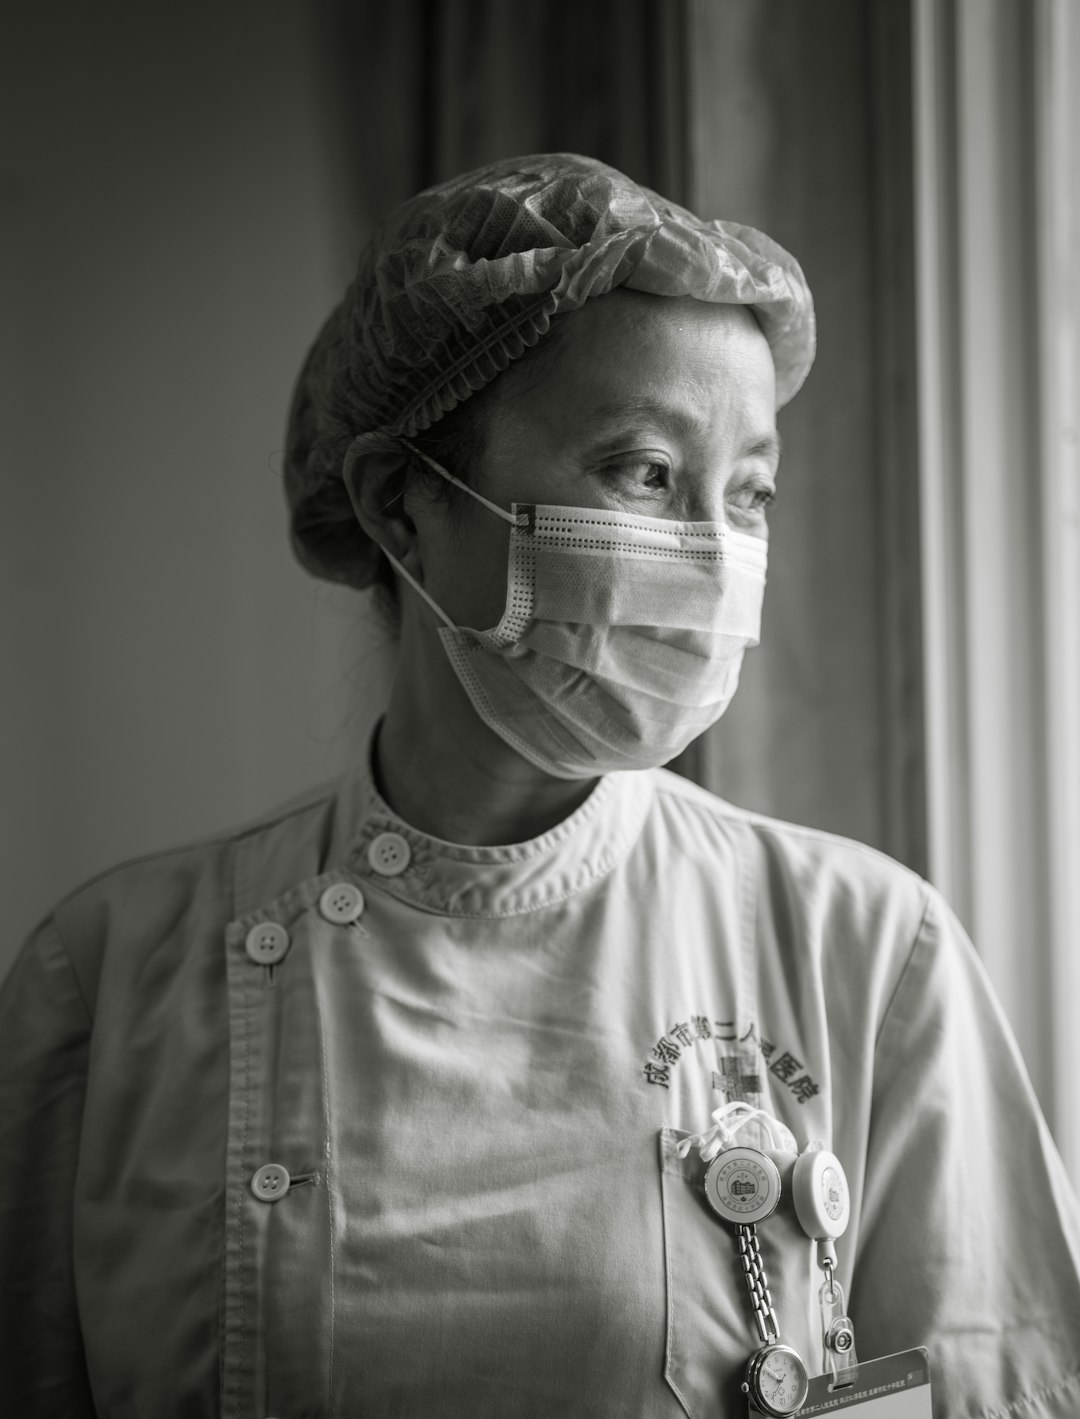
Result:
[4, 0, 1078, 1178]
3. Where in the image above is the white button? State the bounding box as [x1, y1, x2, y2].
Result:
[250, 1162, 291, 1202]
[367, 831, 411, 876]
[244, 922, 290, 965]
[319, 882, 365, 924]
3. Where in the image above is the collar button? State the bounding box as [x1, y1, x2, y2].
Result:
[319, 882, 365, 924]
[367, 831, 411, 877]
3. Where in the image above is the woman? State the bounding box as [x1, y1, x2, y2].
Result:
[2, 153, 1078, 1418]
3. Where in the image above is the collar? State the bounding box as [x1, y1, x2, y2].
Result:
[329, 724, 654, 918]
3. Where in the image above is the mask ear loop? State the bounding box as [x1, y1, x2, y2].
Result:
[396, 436, 522, 526]
[382, 549, 459, 631]
[676, 1101, 796, 1161]
[341, 434, 459, 631]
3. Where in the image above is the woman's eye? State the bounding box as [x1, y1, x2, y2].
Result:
[610, 459, 670, 489]
[728, 480, 777, 514]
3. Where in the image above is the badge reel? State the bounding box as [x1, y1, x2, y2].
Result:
[690, 1105, 932, 1417]
[792, 1148, 858, 1382]
[788, 1150, 934, 1418]
[703, 1145, 810, 1418]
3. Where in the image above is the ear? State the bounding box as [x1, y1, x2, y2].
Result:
[342, 444, 421, 575]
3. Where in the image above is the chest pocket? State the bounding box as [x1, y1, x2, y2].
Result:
[659, 1128, 818, 1418]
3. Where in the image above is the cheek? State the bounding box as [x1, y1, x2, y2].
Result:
[423, 510, 510, 628]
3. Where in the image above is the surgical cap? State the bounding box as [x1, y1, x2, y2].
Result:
[285, 152, 816, 590]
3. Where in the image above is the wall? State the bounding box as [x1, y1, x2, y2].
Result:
[1, 0, 393, 969]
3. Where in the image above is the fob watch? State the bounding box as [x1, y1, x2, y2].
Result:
[703, 1144, 811, 1417]
[742, 1341, 810, 1417]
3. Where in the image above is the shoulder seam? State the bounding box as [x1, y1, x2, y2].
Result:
[41, 916, 93, 1025]
[873, 883, 935, 1050]
[50, 790, 338, 907]
[652, 775, 925, 883]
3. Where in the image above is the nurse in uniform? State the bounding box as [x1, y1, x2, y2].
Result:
[2, 153, 1078, 1419]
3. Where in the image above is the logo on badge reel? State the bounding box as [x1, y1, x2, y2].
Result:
[822, 1165, 845, 1222]
[703, 1145, 782, 1226]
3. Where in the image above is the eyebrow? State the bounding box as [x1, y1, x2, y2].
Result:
[744, 432, 784, 462]
[583, 397, 783, 461]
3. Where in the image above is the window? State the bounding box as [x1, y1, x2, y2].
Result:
[915, 0, 1080, 1180]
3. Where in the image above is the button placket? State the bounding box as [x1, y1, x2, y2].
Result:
[226, 881, 334, 1409]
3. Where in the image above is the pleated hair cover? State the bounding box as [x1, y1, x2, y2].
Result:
[285, 152, 816, 589]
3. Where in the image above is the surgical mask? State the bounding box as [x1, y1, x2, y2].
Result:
[382, 441, 767, 780]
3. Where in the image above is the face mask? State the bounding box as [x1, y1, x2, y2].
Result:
[381, 441, 767, 780]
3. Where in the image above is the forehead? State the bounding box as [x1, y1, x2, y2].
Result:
[496, 289, 778, 442]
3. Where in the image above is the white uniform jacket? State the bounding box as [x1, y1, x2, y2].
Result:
[2, 756, 1079, 1418]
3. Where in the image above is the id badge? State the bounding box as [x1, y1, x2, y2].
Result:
[748, 1348, 931, 1418]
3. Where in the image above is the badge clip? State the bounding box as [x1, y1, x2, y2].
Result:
[818, 1247, 859, 1385]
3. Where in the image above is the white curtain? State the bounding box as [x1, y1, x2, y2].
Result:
[914, 0, 1080, 1178]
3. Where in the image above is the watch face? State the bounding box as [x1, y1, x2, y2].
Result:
[748, 1344, 809, 1417]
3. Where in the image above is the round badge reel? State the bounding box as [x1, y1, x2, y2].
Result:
[791, 1149, 850, 1240]
[703, 1145, 783, 1226]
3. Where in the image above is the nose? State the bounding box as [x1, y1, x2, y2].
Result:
[680, 462, 730, 523]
